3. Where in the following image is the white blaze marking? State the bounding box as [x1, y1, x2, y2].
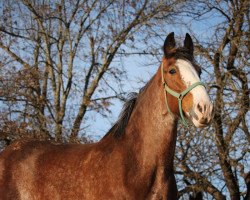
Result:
[176, 59, 210, 106]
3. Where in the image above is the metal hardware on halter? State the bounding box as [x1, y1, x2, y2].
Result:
[161, 62, 205, 126]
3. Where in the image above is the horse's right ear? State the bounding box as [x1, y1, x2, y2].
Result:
[184, 33, 194, 55]
[163, 32, 176, 57]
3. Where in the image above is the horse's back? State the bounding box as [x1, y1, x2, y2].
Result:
[0, 139, 130, 200]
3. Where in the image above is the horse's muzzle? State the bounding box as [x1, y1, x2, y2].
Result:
[189, 101, 214, 128]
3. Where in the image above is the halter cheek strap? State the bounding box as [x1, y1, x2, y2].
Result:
[161, 63, 205, 126]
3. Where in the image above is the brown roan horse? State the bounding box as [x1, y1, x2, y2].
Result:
[0, 33, 213, 200]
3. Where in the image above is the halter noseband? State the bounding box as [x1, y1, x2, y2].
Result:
[161, 62, 205, 126]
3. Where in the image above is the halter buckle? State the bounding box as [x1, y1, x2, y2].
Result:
[178, 94, 184, 100]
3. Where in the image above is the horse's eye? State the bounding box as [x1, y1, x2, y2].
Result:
[169, 69, 176, 74]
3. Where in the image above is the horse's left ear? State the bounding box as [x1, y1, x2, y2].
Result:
[184, 33, 194, 55]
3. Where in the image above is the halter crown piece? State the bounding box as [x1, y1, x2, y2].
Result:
[161, 62, 205, 126]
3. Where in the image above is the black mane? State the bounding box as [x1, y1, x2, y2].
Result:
[104, 92, 138, 138]
[103, 80, 152, 139]
[174, 47, 194, 61]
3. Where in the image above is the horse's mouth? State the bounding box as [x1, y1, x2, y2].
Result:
[184, 110, 211, 128]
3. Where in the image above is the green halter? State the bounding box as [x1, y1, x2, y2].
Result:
[161, 63, 205, 126]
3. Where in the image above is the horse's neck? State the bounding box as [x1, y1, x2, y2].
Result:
[122, 68, 178, 171]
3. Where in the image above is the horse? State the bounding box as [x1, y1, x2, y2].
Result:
[0, 32, 213, 200]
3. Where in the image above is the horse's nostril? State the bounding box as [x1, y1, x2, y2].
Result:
[197, 103, 202, 113]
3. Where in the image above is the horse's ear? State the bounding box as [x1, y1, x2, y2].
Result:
[163, 32, 176, 57]
[184, 33, 194, 55]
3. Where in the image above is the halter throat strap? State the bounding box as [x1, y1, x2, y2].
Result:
[161, 62, 205, 126]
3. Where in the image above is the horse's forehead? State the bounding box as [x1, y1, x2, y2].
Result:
[175, 59, 200, 84]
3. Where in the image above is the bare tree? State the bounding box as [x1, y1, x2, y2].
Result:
[175, 0, 250, 199]
[0, 0, 184, 144]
